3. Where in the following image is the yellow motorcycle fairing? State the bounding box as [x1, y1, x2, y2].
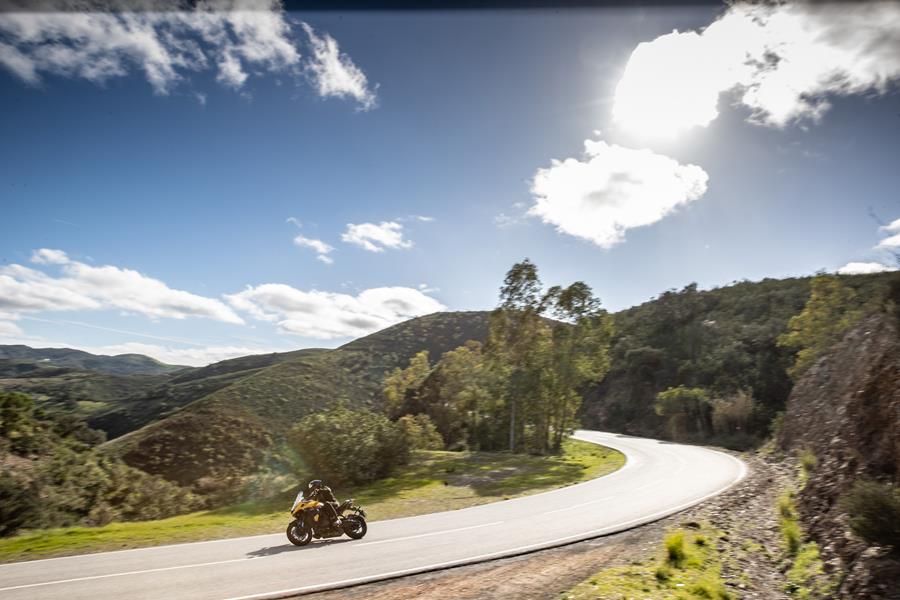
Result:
[291, 499, 323, 518]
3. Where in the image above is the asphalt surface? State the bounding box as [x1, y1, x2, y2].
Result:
[0, 431, 746, 600]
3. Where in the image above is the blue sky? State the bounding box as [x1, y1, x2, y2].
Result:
[1, 3, 899, 365]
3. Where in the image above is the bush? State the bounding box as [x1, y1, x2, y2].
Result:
[289, 407, 410, 486]
[665, 530, 687, 567]
[0, 472, 41, 536]
[839, 479, 900, 549]
[397, 414, 444, 450]
[778, 491, 802, 556]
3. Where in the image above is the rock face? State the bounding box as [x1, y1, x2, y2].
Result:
[779, 312, 900, 599]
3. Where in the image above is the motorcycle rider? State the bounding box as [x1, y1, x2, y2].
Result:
[307, 479, 340, 525]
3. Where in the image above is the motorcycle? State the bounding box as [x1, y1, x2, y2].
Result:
[286, 491, 368, 546]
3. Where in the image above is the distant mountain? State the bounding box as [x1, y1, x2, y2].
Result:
[0, 345, 187, 376]
[88, 348, 327, 439]
[105, 311, 492, 487]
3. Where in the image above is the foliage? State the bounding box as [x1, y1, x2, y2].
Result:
[777, 275, 863, 379]
[396, 414, 443, 450]
[564, 524, 732, 600]
[289, 406, 409, 486]
[655, 386, 713, 441]
[0, 391, 198, 537]
[838, 479, 900, 550]
[106, 311, 491, 485]
[383, 351, 431, 418]
[389, 260, 613, 455]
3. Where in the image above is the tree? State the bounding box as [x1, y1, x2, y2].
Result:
[397, 414, 444, 451]
[488, 259, 550, 452]
[289, 407, 409, 486]
[655, 386, 712, 440]
[778, 276, 861, 378]
[542, 282, 614, 451]
[383, 351, 431, 418]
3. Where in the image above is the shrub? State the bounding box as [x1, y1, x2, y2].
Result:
[839, 479, 900, 549]
[397, 413, 444, 450]
[778, 491, 802, 556]
[665, 530, 687, 567]
[0, 472, 41, 536]
[289, 407, 410, 486]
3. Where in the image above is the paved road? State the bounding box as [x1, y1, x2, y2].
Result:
[0, 431, 746, 600]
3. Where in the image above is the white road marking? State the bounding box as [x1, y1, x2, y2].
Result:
[0, 558, 251, 592]
[0, 522, 504, 591]
[543, 497, 614, 515]
[355, 521, 504, 547]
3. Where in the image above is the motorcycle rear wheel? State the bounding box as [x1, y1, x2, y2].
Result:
[287, 520, 312, 546]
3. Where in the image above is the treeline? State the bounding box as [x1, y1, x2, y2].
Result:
[0, 391, 199, 537]
[595, 272, 899, 448]
[285, 260, 614, 485]
[383, 259, 613, 454]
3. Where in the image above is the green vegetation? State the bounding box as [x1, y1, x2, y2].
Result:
[387, 260, 613, 454]
[288, 406, 409, 485]
[0, 391, 198, 537]
[106, 311, 491, 486]
[777, 275, 866, 379]
[586, 272, 895, 448]
[839, 479, 900, 550]
[0, 438, 623, 562]
[565, 524, 733, 600]
[777, 488, 835, 598]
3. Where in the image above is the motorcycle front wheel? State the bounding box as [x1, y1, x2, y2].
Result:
[287, 520, 312, 546]
[342, 515, 367, 539]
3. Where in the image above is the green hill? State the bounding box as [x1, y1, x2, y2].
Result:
[0, 361, 171, 421]
[87, 349, 326, 439]
[0, 345, 187, 376]
[106, 311, 492, 487]
[579, 272, 896, 441]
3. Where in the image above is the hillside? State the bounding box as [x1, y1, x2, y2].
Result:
[0, 363, 167, 421]
[106, 311, 492, 486]
[0, 345, 187, 376]
[88, 348, 326, 439]
[579, 272, 895, 444]
[778, 312, 900, 599]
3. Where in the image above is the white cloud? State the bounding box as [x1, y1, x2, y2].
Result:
[293, 234, 333, 255]
[293, 234, 334, 264]
[341, 221, 413, 252]
[0, 3, 377, 109]
[0, 321, 24, 337]
[302, 22, 377, 110]
[529, 138, 709, 248]
[226, 284, 445, 339]
[876, 218, 900, 249]
[837, 261, 896, 275]
[0, 249, 243, 324]
[881, 218, 900, 233]
[613, 3, 900, 136]
[877, 233, 900, 249]
[30, 248, 71, 265]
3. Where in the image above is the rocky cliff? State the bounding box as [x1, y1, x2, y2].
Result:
[779, 312, 900, 599]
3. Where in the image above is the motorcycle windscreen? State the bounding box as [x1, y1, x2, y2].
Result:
[290, 491, 306, 514]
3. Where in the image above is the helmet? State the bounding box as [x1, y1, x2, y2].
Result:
[308, 479, 323, 491]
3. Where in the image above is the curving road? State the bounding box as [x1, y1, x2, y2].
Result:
[0, 431, 746, 600]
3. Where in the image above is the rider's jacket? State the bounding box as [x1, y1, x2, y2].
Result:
[310, 485, 337, 504]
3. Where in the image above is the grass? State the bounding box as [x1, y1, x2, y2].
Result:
[777, 487, 835, 599]
[565, 523, 733, 600]
[0, 437, 623, 563]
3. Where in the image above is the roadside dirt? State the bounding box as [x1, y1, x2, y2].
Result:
[298, 453, 791, 600]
